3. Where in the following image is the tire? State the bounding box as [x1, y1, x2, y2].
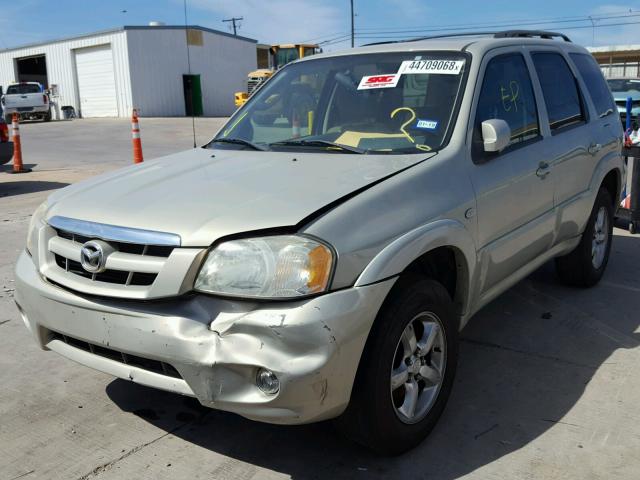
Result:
[335, 276, 458, 455]
[555, 187, 614, 287]
[4, 114, 11, 124]
[43, 110, 51, 122]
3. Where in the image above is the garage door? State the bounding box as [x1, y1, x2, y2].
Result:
[75, 45, 118, 117]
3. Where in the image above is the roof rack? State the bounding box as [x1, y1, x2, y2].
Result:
[363, 31, 496, 47]
[494, 30, 572, 42]
[362, 29, 572, 47]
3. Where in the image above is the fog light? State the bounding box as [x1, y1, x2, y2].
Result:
[256, 368, 279, 395]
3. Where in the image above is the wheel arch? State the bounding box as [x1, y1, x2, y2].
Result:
[354, 219, 476, 326]
[601, 168, 621, 206]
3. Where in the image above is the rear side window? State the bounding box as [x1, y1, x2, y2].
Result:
[570, 53, 615, 118]
[6, 84, 41, 94]
[473, 53, 539, 157]
[532, 52, 585, 131]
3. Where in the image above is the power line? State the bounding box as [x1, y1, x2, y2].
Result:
[355, 9, 639, 33]
[222, 16, 243, 36]
[353, 12, 640, 38]
[353, 20, 640, 41]
[313, 9, 640, 49]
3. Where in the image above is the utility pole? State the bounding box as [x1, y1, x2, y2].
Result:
[222, 16, 243, 36]
[350, 0, 355, 47]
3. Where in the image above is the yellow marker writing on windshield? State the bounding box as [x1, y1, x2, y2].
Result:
[390, 107, 432, 152]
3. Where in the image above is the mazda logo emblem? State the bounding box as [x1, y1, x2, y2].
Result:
[80, 240, 107, 273]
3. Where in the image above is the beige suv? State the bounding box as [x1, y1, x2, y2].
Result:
[15, 30, 623, 454]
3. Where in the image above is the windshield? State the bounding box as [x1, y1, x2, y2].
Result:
[607, 78, 640, 92]
[274, 47, 299, 68]
[213, 51, 468, 154]
[7, 84, 41, 94]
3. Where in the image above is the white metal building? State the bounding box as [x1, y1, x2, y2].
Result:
[0, 25, 257, 117]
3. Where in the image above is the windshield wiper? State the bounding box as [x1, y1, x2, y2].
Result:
[270, 139, 366, 154]
[208, 138, 269, 151]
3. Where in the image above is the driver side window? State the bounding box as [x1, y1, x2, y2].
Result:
[473, 53, 540, 160]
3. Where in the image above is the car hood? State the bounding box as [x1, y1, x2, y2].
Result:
[47, 148, 433, 246]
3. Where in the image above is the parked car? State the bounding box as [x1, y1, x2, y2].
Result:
[1, 82, 51, 123]
[606, 77, 640, 124]
[0, 116, 13, 165]
[15, 30, 623, 454]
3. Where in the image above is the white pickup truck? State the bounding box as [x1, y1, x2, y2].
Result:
[2, 82, 51, 123]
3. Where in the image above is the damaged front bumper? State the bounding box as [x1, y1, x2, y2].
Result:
[14, 250, 395, 424]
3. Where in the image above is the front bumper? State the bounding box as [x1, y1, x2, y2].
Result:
[14, 250, 395, 424]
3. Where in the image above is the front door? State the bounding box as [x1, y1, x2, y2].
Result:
[469, 50, 555, 295]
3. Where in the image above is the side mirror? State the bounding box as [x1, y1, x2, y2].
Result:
[481, 119, 511, 153]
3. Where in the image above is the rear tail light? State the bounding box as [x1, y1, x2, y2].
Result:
[43, 94, 48, 104]
[0, 122, 8, 142]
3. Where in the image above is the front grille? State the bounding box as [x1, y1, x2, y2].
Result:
[50, 228, 174, 287]
[53, 254, 156, 286]
[247, 77, 265, 95]
[51, 331, 182, 379]
[55, 229, 173, 257]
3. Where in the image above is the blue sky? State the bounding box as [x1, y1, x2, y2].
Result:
[0, 0, 638, 51]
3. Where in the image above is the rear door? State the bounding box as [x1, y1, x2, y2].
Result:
[529, 49, 617, 242]
[468, 49, 555, 295]
[4, 84, 45, 109]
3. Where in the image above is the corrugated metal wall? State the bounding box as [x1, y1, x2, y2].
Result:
[126, 28, 256, 117]
[0, 31, 132, 117]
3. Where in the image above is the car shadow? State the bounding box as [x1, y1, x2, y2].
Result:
[0, 180, 68, 197]
[106, 232, 640, 479]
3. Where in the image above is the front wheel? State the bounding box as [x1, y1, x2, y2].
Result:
[555, 187, 614, 287]
[335, 277, 458, 455]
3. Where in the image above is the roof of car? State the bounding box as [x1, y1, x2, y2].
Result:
[302, 31, 587, 62]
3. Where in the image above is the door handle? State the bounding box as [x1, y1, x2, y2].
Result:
[588, 143, 602, 155]
[536, 161, 550, 179]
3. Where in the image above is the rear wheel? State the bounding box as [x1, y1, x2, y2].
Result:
[555, 187, 614, 287]
[43, 110, 51, 122]
[335, 277, 458, 455]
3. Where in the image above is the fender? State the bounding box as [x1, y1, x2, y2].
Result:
[354, 219, 477, 318]
[589, 148, 622, 199]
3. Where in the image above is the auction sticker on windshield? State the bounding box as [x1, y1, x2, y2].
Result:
[358, 74, 401, 90]
[398, 59, 464, 75]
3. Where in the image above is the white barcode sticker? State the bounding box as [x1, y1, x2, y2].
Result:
[398, 59, 465, 75]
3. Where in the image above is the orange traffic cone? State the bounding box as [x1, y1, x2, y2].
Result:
[9, 113, 30, 174]
[131, 109, 143, 164]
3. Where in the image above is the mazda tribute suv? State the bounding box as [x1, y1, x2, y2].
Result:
[15, 30, 623, 454]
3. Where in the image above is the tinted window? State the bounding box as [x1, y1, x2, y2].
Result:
[473, 54, 539, 156]
[6, 84, 41, 94]
[532, 53, 585, 130]
[570, 53, 615, 117]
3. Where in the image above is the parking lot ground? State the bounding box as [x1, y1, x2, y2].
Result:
[1, 119, 640, 480]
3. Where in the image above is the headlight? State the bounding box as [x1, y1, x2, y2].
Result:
[26, 201, 48, 255]
[194, 235, 334, 298]
[27, 202, 49, 256]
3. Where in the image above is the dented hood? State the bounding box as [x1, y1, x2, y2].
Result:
[47, 148, 432, 246]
